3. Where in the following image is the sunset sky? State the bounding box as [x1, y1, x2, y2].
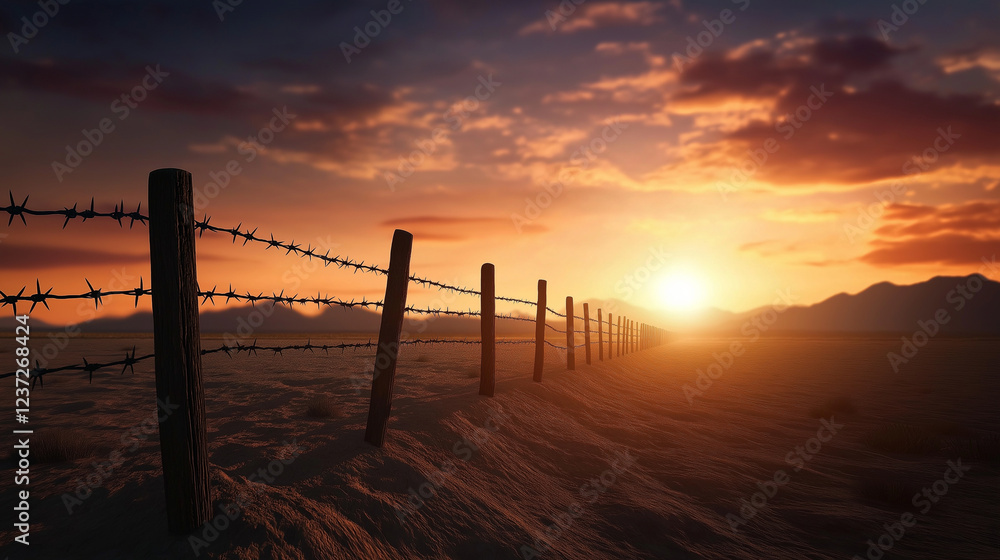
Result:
[2, 0, 999, 326]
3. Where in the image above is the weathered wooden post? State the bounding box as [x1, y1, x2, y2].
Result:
[533, 280, 546, 382]
[566, 296, 575, 370]
[364, 229, 413, 447]
[597, 309, 603, 361]
[148, 168, 211, 535]
[583, 303, 592, 365]
[479, 263, 495, 397]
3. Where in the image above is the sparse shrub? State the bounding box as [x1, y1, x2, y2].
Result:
[32, 429, 94, 463]
[306, 395, 342, 419]
[415, 354, 431, 363]
[863, 423, 939, 455]
[808, 395, 857, 418]
[465, 367, 479, 379]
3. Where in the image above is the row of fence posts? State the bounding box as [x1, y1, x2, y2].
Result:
[144, 169, 665, 534]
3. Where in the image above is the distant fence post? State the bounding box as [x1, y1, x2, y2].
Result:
[583, 303, 591, 365]
[607, 313, 612, 360]
[566, 296, 575, 370]
[533, 280, 546, 382]
[147, 168, 211, 535]
[617, 316, 621, 356]
[479, 263, 495, 397]
[364, 229, 413, 448]
[597, 309, 603, 361]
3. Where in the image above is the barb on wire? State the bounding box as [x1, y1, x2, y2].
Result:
[495, 295, 537, 306]
[496, 313, 534, 323]
[0, 280, 151, 315]
[408, 275, 481, 297]
[0, 193, 148, 228]
[545, 306, 567, 318]
[0, 347, 155, 388]
[200, 285, 382, 310]
[404, 306, 480, 317]
[200, 339, 377, 357]
[193, 218, 388, 276]
[0, 280, 382, 315]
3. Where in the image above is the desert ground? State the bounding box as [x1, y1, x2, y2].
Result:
[1, 334, 998, 559]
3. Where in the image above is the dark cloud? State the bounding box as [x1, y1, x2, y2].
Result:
[860, 234, 1000, 266]
[676, 36, 1000, 186]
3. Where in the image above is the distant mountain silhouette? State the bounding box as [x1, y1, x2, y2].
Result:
[715, 274, 1000, 335]
[6, 275, 997, 335]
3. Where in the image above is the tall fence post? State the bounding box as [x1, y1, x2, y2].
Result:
[597, 309, 603, 361]
[364, 229, 413, 447]
[147, 168, 211, 535]
[533, 280, 546, 382]
[479, 263, 496, 397]
[566, 296, 575, 370]
[583, 303, 591, 365]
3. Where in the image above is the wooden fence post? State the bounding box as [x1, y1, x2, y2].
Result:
[533, 280, 546, 382]
[148, 168, 211, 535]
[617, 316, 621, 356]
[566, 296, 575, 370]
[364, 229, 413, 447]
[607, 313, 612, 360]
[479, 263, 495, 397]
[597, 309, 603, 361]
[583, 303, 591, 365]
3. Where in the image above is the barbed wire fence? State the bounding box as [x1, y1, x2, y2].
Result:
[0, 168, 666, 534]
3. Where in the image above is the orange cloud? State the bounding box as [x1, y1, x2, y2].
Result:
[520, 1, 663, 35]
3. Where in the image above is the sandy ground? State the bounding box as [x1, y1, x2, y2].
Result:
[1, 335, 998, 559]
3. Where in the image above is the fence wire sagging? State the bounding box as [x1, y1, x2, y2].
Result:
[1, 169, 667, 535]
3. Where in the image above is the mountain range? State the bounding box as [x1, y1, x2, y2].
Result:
[2, 275, 997, 336]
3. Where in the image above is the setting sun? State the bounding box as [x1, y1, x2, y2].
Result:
[657, 270, 709, 312]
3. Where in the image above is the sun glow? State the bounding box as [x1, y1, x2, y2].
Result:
[657, 270, 709, 312]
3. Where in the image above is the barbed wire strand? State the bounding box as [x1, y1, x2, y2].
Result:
[4, 338, 540, 387]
